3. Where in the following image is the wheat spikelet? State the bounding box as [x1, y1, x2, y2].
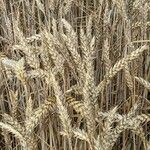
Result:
[86, 15, 93, 41]
[40, 51, 52, 71]
[96, 108, 123, 150]
[24, 132, 38, 150]
[14, 58, 27, 83]
[102, 38, 111, 72]
[66, 96, 85, 116]
[135, 76, 150, 90]
[132, 21, 143, 29]
[25, 33, 42, 43]
[52, 18, 58, 37]
[65, 84, 83, 95]
[27, 69, 46, 79]
[4, 15, 13, 39]
[26, 138, 38, 150]
[124, 63, 134, 91]
[80, 28, 89, 62]
[135, 114, 150, 122]
[103, 2, 110, 37]
[73, 128, 89, 142]
[102, 121, 131, 149]
[25, 96, 33, 120]
[25, 52, 40, 69]
[9, 90, 18, 118]
[127, 103, 139, 118]
[142, 3, 149, 22]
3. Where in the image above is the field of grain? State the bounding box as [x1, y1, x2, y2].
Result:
[0, 0, 150, 150]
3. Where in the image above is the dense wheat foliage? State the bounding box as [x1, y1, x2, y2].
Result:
[0, 0, 150, 150]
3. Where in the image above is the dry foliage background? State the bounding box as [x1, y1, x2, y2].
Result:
[0, 0, 150, 150]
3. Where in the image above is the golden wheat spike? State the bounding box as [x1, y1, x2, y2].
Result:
[66, 96, 85, 116]
[124, 63, 134, 91]
[96, 45, 149, 97]
[102, 38, 111, 72]
[2, 113, 25, 135]
[0, 122, 27, 148]
[14, 58, 27, 83]
[50, 71, 72, 137]
[135, 76, 150, 90]
[25, 97, 55, 134]
[9, 90, 18, 118]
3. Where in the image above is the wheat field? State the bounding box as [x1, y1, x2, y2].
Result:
[0, 0, 150, 150]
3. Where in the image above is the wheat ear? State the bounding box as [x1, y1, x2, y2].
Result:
[0, 122, 27, 148]
[135, 76, 150, 90]
[25, 97, 55, 134]
[96, 45, 149, 97]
